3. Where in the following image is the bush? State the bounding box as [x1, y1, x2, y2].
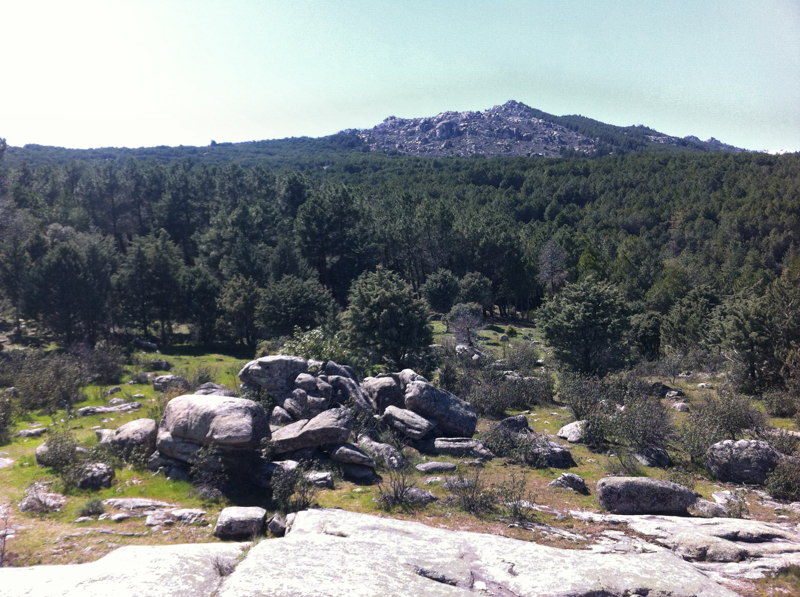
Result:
[609, 395, 673, 451]
[761, 428, 800, 456]
[69, 344, 125, 384]
[0, 394, 14, 445]
[494, 472, 536, 523]
[504, 342, 545, 376]
[79, 498, 105, 517]
[480, 427, 548, 467]
[765, 457, 800, 501]
[761, 390, 799, 418]
[271, 465, 318, 513]
[13, 353, 85, 416]
[446, 469, 495, 515]
[468, 375, 553, 417]
[376, 466, 416, 512]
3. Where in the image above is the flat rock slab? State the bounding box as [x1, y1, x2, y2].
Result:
[0, 542, 247, 597]
[415, 461, 457, 473]
[216, 509, 737, 597]
[0, 457, 13, 469]
[102, 498, 174, 511]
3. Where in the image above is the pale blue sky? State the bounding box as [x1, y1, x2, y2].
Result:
[2, 0, 798, 151]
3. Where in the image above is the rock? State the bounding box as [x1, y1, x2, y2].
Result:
[304, 471, 334, 488]
[153, 374, 190, 393]
[426, 437, 494, 460]
[18, 482, 66, 513]
[0, 456, 13, 469]
[15, 427, 47, 438]
[495, 414, 531, 434]
[691, 499, 729, 518]
[103, 498, 175, 511]
[329, 443, 375, 468]
[213, 506, 267, 540]
[267, 512, 287, 536]
[382, 405, 436, 440]
[194, 382, 237, 396]
[697, 382, 714, 389]
[0, 542, 247, 597]
[340, 463, 378, 484]
[403, 381, 477, 438]
[269, 408, 353, 455]
[534, 440, 576, 468]
[548, 472, 588, 494]
[269, 405, 294, 426]
[705, 439, 780, 485]
[361, 375, 404, 413]
[108, 418, 158, 459]
[158, 394, 270, 460]
[76, 402, 142, 416]
[357, 434, 406, 470]
[327, 375, 372, 411]
[147, 359, 172, 371]
[238, 355, 309, 397]
[597, 477, 698, 515]
[672, 401, 690, 412]
[323, 360, 356, 380]
[633, 446, 672, 468]
[108, 397, 126, 406]
[397, 368, 427, 387]
[293, 373, 318, 393]
[105, 386, 122, 397]
[404, 487, 438, 505]
[146, 508, 206, 527]
[77, 462, 115, 490]
[215, 508, 739, 597]
[34, 441, 84, 467]
[415, 461, 457, 473]
[556, 420, 586, 443]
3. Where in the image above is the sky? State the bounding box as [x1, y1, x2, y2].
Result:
[2, 0, 799, 152]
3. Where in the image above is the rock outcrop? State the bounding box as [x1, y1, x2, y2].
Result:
[597, 476, 698, 515]
[705, 439, 780, 485]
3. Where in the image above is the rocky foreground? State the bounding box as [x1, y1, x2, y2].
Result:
[2, 507, 799, 596]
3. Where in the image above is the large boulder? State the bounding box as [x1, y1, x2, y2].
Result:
[327, 375, 372, 411]
[428, 437, 494, 460]
[269, 408, 353, 455]
[382, 405, 436, 440]
[556, 420, 586, 443]
[361, 375, 404, 413]
[77, 462, 115, 490]
[108, 418, 158, 459]
[597, 476, 698, 515]
[213, 506, 267, 540]
[329, 443, 376, 468]
[238, 355, 309, 397]
[153, 374, 190, 394]
[357, 434, 406, 470]
[705, 439, 780, 485]
[403, 381, 477, 438]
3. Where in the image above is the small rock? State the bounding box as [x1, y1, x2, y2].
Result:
[549, 473, 588, 494]
[415, 461, 457, 473]
[213, 506, 266, 540]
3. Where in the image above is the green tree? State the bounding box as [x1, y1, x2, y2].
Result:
[341, 268, 432, 368]
[420, 269, 460, 313]
[537, 278, 629, 374]
[458, 272, 493, 316]
[446, 302, 484, 346]
[180, 265, 220, 344]
[217, 275, 262, 347]
[258, 275, 336, 337]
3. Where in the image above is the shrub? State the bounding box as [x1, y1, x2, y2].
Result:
[376, 466, 416, 512]
[270, 465, 318, 513]
[446, 469, 495, 515]
[13, 353, 85, 416]
[0, 394, 14, 445]
[609, 395, 673, 451]
[480, 427, 548, 467]
[761, 390, 799, 418]
[761, 428, 799, 456]
[69, 344, 125, 384]
[79, 498, 105, 517]
[468, 375, 553, 417]
[494, 472, 536, 523]
[765, 457, 800, 502]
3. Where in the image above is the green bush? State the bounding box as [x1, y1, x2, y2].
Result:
[494, 472, 536, 523]
[765, 458, 800, 501]
[270, 465, 318, 513]
[79, 498, 105, 517]
[376, 466, 417, 512]
[480, 428, 548, 467]
[0, 394, 14, 445]
[468, 375, 553, 417]
[13, 353, 85, 416]
[609, 395, 673, 451]
[761, 390, 799, 418]
[446, 469, 495, 515]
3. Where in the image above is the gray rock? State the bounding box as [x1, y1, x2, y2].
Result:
[327, 375, 372, 411]
[214, 506, 267, 540]
[77, 462, 115, 490]
[633, 446, 672, 468]
[549, 472, 588, 494]
[304, 471, 334, 488]
[293, 373, 318, 393]
[340, 463, 378, 484]
[404, 487, 438, 505]
[15, 427, 47, 438]
[329, 443, 376, 468]
[269, 405, 294, 426]
[269, 408, 353, 454]
[705, 439, 780, 485]
[215, 508, 739, 597]
[146, 359, 172, 371]
[404, 381, 477, 438]
[415, 461, 457, 473]
[18, 482, 66, 513]
[597, 476, 698, 515]
[382, 405, 436, 440]
[556, 420, 586, 443]
[534, 440, 576, 468]
[267, 512, 287, 536]
[108, 418, 158, 459]
[76, 402, 142, 416]
[397, 368, 427, 388]
[429, 437, 494, 460]
[0, 542, 247, 597]
[238, 355, 309, 396]
[495, 414, 531, 434]
[323, 360, 356, 380]
[361, 375, 404, 413]
[102, 498, 174, 511]
[194, 382, 237, 396]
[105, 386, 122, 397]
[357, 434, 406, 470]
[672, 401, 690, 412]
[153, 374, 190, 393]
[691, 499, 729, 518]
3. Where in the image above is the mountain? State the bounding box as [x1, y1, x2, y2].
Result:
[2, 100, 744, 166]
[345, 100, 745, 158]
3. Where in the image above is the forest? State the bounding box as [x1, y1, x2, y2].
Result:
[0, 139, 799, 396]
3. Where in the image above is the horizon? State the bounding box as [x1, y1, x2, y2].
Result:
[2, 1, 799, 153]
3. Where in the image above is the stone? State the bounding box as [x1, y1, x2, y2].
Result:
[597, 477, 698, 515]
[495, 414, 531, 434]
[705, 439, 780, 485]
[213, 506, 267, 540]
[340, 463, 378, 484]
[18, 482, 66, 513]
[147, 359, 172, 371]
[158, 394, 269, 462]
[361, 375, 404, 413]
[77, 462, 115, 490]
[323, 360, 356, 379]
[404, 381, 477, 437]
[215, 508, 739, 597]
[102, 498, 174, 511]
[327, 375, 372, 411]
[105, 386, 122, 397]
[397, 368, 427, 387]
[304, 471, 334, 488]
[152, 374, 190, 393]
[556, 420, 586, 443]
[269, 408, 353, 454]
[194, 382, 237, 396]
[549, 472, 588, 494]
[534, 440, 576, 468]
[428, 437, 494, 460]
[415, 461, 457, 473]
[404, 487, 438, 505]
[269, 404, 294, 426]
[672, 401, 690, 412]
[267, 512, 287, 536]
[691, 499, 729, 518]
[329, 443, 375, 468]
[108, 418, 158, 459]
[357, 434, 406, 470]
[382, 405, 435, 440]
[76, 402, 142, 416]
[0, 542, 247, 597]
[633, 446, 672, 468]
[238, 355, 309, 396]
[15, 427, 47, 438]
[293, 373, 318, 393]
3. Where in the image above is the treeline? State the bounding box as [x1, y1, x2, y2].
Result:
[0, 149, 798, 380]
